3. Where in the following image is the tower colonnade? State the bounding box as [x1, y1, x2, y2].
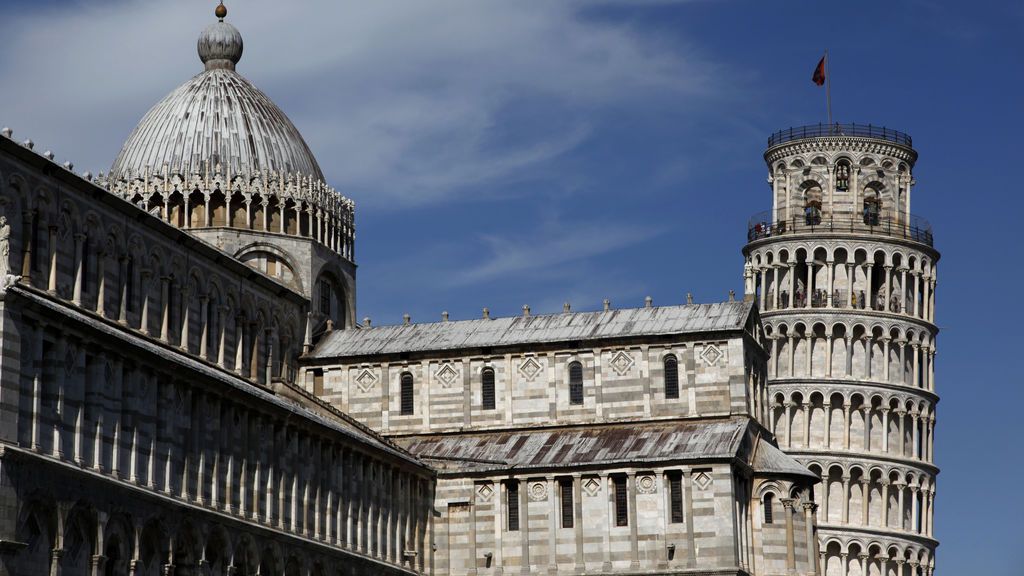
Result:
[744, 124, 939, 576]
[745, 240, 936, 323]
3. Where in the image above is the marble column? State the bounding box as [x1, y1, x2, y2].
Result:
[629, 473, 640, 570]
[179, 284, 191, 351]
[781, 498, 796, 574]
[117, 256, 129, 324]
[95, 248, 107, 316]
[47, 225, 58, 294]
[72, 233, 86, 305]
[841, 476, 851, 524]
[20, 210, 34, 282]
[881, 337, 891, 382]
[159, 276, 171, 342]
[803, 502, 819, 575]
[199, 296, 210, 359]
[234, 316, 245, 376]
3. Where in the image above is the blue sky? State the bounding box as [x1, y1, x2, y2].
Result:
[1, 0, 1020, 572]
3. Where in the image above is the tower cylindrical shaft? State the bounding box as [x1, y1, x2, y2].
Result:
[745, 124, 939, 575]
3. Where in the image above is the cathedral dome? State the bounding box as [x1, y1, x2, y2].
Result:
[108, 4, 324, 182]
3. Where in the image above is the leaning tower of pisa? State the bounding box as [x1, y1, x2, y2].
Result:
[743, 124, 938, 576]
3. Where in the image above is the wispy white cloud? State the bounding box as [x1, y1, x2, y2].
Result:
[0, 0, 719, 207]
[449, 217, 665, 286]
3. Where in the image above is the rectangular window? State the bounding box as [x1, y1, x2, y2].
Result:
[614, 476, 628, 527]
[313, 369, 324, 396]
[507, 481, 520, 531]
[319, 280, 331, 315]
[560, 478, 574, 528]
[669, 472, 684, 523]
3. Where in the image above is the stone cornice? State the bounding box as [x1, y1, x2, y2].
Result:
[784, 449, 939, 477]
[764, 137, 917, 166]
[767, 378, 938, 404]
[760, 309, 938, 338]
[744, 230, 939, 260]
[815, 524, 938, 549]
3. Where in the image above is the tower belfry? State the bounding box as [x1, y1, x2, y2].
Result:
[743, 123, 939, 575]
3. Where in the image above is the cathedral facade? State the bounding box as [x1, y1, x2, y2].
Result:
[0, 5, 936, 576]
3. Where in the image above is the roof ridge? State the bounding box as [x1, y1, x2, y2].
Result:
[357, 300, 751, 331]
[308, 300, 754, 360]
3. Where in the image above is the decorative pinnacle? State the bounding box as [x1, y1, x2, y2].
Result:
[215, 2, 227, 20]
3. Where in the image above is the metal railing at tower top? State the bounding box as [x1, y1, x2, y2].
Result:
[747, 210, 933, 246]
[767, 123, 913, 148]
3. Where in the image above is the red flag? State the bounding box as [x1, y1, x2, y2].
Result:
[812, 56, 826, 86]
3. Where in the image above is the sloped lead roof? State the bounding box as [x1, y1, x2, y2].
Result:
[308, 301, 754, 359]
[109, 15, 324, 182]
[395, 417, 816, 480]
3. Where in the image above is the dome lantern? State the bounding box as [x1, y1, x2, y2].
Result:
[198, 3, 242, 71]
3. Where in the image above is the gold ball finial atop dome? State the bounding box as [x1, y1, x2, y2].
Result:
[215, 3, 227, 20]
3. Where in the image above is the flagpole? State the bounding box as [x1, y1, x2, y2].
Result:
[825, 49, 833, 129]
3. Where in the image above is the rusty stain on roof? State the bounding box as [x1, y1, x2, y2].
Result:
[393, 417, 814, 480]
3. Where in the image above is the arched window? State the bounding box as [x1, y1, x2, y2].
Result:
[763, 493, 775, 524]
[568, 361, 583, 405]
[482, 367, 496, 410]
[835, 159, 851, 191]
[664, 355, 679, 399]
[400, 372, 414, 415]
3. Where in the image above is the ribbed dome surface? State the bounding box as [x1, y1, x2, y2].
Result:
[109, 15, 323, 182]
